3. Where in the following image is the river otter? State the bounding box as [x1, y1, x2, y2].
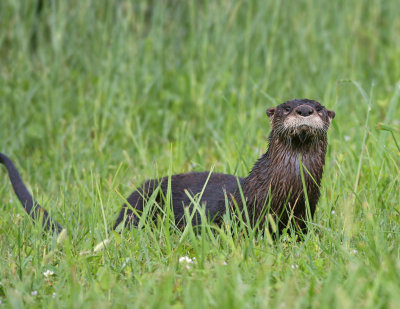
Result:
[0, 99, 335, 235]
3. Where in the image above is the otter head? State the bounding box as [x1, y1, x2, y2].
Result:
[266, 99, 335, 145]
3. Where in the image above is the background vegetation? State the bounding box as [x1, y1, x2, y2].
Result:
[1, 0, 399, 307]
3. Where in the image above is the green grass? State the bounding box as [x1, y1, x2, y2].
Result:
[1, 0, 400, 307]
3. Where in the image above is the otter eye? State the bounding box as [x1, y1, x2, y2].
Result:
[284, 106, 291, 112]
[316, 106, 322, 112]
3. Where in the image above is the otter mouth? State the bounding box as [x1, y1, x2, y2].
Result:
[287, 123, 321, 134]
[282, 118, 325, 144]
[297, 124, 312, 131]
[290, 126, 314, 140]
[283, 115, 324, 136]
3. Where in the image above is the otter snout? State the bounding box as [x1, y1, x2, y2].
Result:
[283, 104, 324, 133]
[295, 105, 314, 117]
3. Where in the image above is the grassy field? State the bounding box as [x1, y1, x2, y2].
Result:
[1, 0, 400, 307]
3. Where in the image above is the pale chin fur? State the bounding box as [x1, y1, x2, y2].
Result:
[283, 114, 324, 130]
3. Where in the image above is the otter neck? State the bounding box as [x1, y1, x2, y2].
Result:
[235, 132, 327, 227]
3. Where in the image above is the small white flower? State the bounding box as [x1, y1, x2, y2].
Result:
[331, 210, 335, 215]
[179, 256, 196, 269]
[179, 256, 195, 264]
[31, 290, 38, 296]
[43, 270, 55, 278]
[0, 299, 2, 304]
[223, 261, 227, 266]
[291, 264, 299, 269]
[52, 292, 57, 298]
[352, 249, 358, 254]
[344, 136, 351, 142]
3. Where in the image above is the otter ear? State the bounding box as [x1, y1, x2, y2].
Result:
[327, 110, 335, 125]
[266, 108, 276, 118]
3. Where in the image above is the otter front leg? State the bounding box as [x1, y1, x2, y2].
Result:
[112, 179, 161, 230]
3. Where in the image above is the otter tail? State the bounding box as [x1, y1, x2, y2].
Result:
[0, 153, 63, 233]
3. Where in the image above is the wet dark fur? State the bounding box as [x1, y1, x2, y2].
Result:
[113, 172, 244, 230]
[237, 100, 335, 233]
[0, 99, 334, 235]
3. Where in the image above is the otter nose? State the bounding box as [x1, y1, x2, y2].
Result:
[296, 105, 314, 117]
